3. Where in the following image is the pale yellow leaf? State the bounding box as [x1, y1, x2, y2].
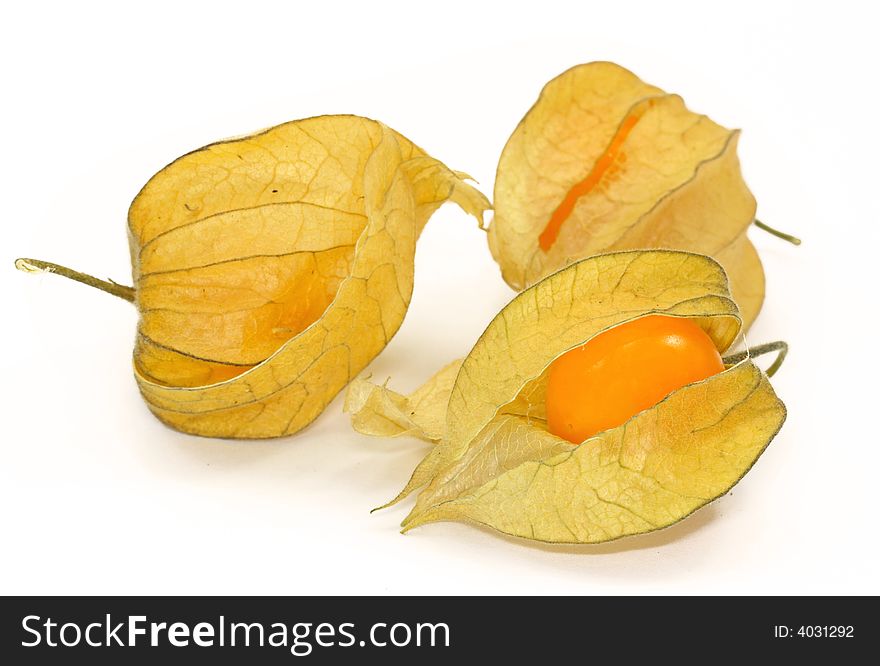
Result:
[488, 62, 764, 328]
[126, 116, 488, 438]
[382, 250, 785, 543]
[382, 250, 740, 507]
[404, 361, 785, 543]
[344, 360, 463, 442]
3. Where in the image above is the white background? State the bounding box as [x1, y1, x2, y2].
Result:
[2, 0, 877, 595]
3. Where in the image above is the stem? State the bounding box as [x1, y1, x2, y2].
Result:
[14, 258, 135, 303]
[754, 219, 802, 246]
[723, 340, 788, 377]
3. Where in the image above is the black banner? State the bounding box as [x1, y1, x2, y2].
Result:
[1, 596, 872, 663]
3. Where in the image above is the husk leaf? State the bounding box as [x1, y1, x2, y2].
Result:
[348, 250, 786, 543]
[127, 115, 488, 438]
[488, 62, 765, 328]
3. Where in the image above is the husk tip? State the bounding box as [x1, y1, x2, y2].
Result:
[400, 510, 431, 533]
[371, 496, 401, 514]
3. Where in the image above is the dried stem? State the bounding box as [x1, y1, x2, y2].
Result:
[15, 258, 135, 303]
[754, 219, 802, 246]
[723, 340, 788, 377]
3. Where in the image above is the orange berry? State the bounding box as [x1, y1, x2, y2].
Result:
[546, 315, 724, 444]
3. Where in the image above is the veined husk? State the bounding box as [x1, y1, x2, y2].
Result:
[128, 115, 489, 438]
[487, 62, 765, 328]
[346, 250, 786, 544]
